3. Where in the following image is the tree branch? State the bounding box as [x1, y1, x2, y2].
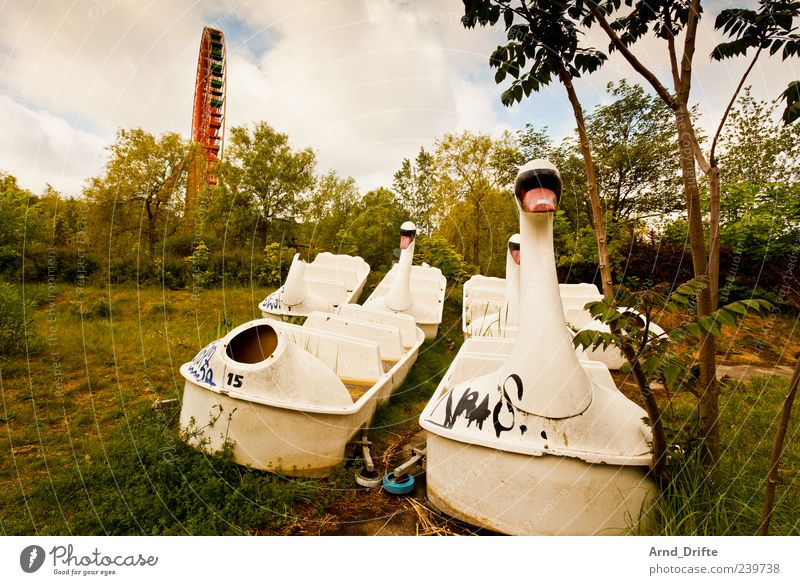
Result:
[665, 11, 681, 91]
[710, 47, 763, 164]
[589, 4, 677, 110]
[677, 0, 702, 103]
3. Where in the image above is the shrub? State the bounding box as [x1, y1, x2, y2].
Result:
[413, 234, 478, 284]
[0, 283, 38, 356]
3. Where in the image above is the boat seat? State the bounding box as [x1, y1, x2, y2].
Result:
[304, 264, 360, 291]
[302, 276, 349, 305]
[336, 304, 419, 349]
[275, 322, 383, 385]
[304, 311, 404, 362]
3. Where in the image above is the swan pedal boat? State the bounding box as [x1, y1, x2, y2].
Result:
[363, 222, 446, 340]
[422, 159, 657, 535]
[259, 252, 370, 323]
[463, 279, 664, 370]
[179, 303, 423, 477]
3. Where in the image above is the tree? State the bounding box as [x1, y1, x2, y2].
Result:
[84, 129, 189, 257]
[306, 171, 361, 253]
[574, 278, 772, 479]
[220, 122, 316, 248]
[717, 88, 800, 188]
[432, 130, 521, 272]
[583, 0, 800, 463]
[392, 147, 436, 235]
[0, 173, 41, 276]
[463, 0, 616, 300]
[345, 187, 407, 270]
[585, 81, 683, 225]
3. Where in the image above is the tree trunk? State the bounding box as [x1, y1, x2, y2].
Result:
[675, 105, 720, 463]
[708, 164, 721, 308]
[558, 65, 614, 301]
[617, 341, 668, 478]
[473, 198, 481, 268]
[758, 354, 800, 535]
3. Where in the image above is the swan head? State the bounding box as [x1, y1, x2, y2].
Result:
[508, 233, 521, 265]
[514, 159, 561, 213]
[399, 221, 417, 250]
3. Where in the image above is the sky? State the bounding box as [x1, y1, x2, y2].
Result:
[0, 0, 797, 197]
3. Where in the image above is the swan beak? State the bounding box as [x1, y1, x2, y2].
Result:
[511, 249, 521, 265]
[521, 188, 557, 213]
[399, 234, 414, 250]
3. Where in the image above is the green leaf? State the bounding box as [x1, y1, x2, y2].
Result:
[714, 308, 736, 327]
[503, 8, 513, 28]
[663, 362, 681, 389]
[782, 80, 800, 125]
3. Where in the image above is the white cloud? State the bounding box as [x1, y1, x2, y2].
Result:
[0, 0, 797, 196]
[0, 95, 105, 194]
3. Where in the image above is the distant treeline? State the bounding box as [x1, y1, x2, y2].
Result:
[1, 84, 798, 308]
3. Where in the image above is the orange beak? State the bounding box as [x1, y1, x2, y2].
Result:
[511, 249, 520, 265]
[521, 188, 557, 213]
[399, 235, 414, 250]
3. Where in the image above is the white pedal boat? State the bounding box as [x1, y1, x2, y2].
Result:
[464, 267, 663, 369]
[420, 160, 657, 535]
[364, 221, 446, 339]
[179, 304, 423, 477]
[259, 252, 370, 323]
[462, 234, 520, 338]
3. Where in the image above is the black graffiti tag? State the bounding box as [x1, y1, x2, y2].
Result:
[492, 374, 524, 438]
[441, 388, 492, 430]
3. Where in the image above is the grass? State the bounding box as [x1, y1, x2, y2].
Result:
[0, 280, 798, 535]
[639, 376, 800, 535]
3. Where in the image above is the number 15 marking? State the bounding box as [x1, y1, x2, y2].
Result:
[226, 372, 244, 388]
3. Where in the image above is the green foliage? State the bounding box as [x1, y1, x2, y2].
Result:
[0, 283, 38, 356]
[220, 122, 316, 247]
[713, 1, 800, 61]
[463, 0, 607, 106]
[412, 234, 478, 284]
[781, 80, 800, 124]
[718, 88, 800, 187]
[342, 187, 407, 270]
[260, 242, 296, 286]
[306, 171, 361, 251]
[574, 278, 774, 396]
[640, 375, 800, 535]
[432, 130, 522, 270]
[184, 240, 214, 291]
[2, 407, 325, 535]
[84, 128, 190, 256]
[392, 147, 436, 235]
[0, 174, 42, 276]
[584, 80, 682, 222]
[712, 1, 800, 126]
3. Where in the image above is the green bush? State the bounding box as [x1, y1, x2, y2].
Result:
[260, 242, 297, 286]
[413, 234, 478, 284]
[2, 407, 336, 535]
[0, 283, 38, 356]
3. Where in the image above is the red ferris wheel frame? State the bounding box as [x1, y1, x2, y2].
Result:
[191, 26, 226, 186]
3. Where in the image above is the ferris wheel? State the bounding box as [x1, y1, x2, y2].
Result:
[191, 26, 226, 186]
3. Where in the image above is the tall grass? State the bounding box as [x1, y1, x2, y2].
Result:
[0, 404, 350, 535]
[1, 282, 797, 535]
[639, 376, 800, 535]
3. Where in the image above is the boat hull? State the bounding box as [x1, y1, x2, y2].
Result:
[179, 332, 421, 477]
[426, 434, 658, 535]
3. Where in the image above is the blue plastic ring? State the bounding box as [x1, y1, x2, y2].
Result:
[382, 472, 415, 495]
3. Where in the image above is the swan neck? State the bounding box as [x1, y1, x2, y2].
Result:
[505, 252, 519, 317]
[386, 242, 414, 311]
[281, 257, 306, 306]
[499, 212, 592, 418]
